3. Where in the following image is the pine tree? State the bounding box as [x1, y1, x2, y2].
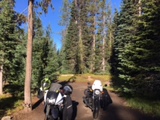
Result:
[63, 1, 79, 73]
[32, 15, 44, 91]
[110, 9, 120, 76]
[111, 0, 138, 93]
[111, 0, 160, 98]
[24, 0, 34, 111]
[86, 0, 98, 73]
[24, 0, 54, 111]
[95, 0, 113, 74]
[43, 25, 59, 80]
[60, 0, 71, 27]
[0, 0, 22, 95]
[132, 0, 160, 98]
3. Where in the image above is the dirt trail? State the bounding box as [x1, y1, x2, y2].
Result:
[11, 82, 159, 120]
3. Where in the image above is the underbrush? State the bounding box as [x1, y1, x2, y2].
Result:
[126, 97, 160, 117]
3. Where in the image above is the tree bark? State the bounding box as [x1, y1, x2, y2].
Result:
[90, 0, 96, 73]
[75, 0, 84, 73]
[102, 13, 106, 72]
[24, 0, 34, 112]
[0, 65, 3, 95]
[138, 0, 142, 16]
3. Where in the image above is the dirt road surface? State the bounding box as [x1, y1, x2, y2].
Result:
[12, 82, 160, 120]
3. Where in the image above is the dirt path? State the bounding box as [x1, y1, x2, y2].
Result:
[12, 82, 159, 120]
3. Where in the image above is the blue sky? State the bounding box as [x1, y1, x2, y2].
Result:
[14, 0, 122, 50]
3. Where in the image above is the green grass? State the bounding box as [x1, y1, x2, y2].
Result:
[126, 97, 160, 117]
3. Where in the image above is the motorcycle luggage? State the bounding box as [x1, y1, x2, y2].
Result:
[37, 89, 44, 99]
[101, 88, 112, 110]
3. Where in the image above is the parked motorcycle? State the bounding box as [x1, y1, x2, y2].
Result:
[43, 83, 73, 120]
[83, 80, 103, 119]
[83, 80, 112, 119]
[44, 88, 63, 120]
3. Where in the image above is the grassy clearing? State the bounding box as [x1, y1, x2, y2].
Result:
[0, 74, 111, 118]
[126, 97, 160, 117]
[1, 74, 160, 118]
[58, 74, 111, 83]
[0, 94, 23, 119]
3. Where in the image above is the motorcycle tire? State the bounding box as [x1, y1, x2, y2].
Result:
[44, 115, 49, 120]
[93, 99, 100, 119]
[93, 107, 99, 119]
[44, 115, 57, 120]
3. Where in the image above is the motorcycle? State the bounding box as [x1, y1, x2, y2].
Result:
[83, 80, 103, 119]
[43, 83, 73, 120]
[92, 88, 101, 119]
[44, 88, 64, 120]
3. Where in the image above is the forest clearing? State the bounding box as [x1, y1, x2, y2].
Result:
[1, 74, 160, 120]
[1, 0, 160, 120]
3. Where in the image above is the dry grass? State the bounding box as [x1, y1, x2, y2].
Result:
[0, 94, 23, 119]
[58, 74, 111, 83]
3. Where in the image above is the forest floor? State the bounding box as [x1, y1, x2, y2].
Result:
[10, 81, 160, 120]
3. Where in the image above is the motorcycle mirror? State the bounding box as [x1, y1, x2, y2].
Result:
[87, 82, 91, 85]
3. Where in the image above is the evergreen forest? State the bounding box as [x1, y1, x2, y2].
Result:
[0, 0, 160, 115]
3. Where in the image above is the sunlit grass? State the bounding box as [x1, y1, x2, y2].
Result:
[6, 100, 24, 116]
[126, 97, 160, 117]
[58, 74, 111, 83]
[0, 94, 23, 118]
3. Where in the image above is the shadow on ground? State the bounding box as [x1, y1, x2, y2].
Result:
[0, 96, 20, 119]
[99, 103, 160, 120]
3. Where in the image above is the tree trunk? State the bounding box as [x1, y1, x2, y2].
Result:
[75, 0, 84, 73]
[24, 0, 34, 112]
[90, 0, 96, 73]
[0, 65, 3, 95]
[138, 0, 142, 16]
[79, 23, 84, 73]
[91, 15, 96, 72]
[102, 14, 106, 72]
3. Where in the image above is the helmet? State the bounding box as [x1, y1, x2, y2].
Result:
[44, 78, 49, 82]
[92, 80, 103, 91]
[41, 78, 51, 90]
[63, 85, 72, 95]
